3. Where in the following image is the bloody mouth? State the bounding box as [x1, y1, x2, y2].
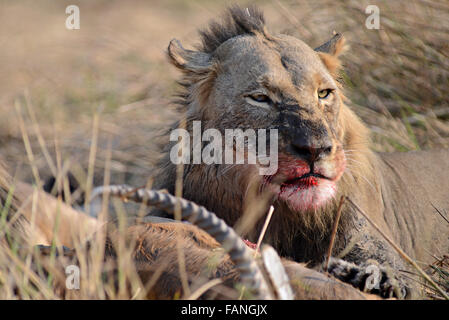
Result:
[262, 165, 337, 211]
[280, 172, 327, 193]
[259, 152, 345, 211]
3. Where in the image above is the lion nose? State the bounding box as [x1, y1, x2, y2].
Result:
[291, 139, 333, 163]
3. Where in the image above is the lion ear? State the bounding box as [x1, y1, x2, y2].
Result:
[314, 33, 346, 56]
[167, 39, 212, 74]
[315, 33, 347, 76]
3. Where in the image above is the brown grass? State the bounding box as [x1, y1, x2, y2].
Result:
[0, 0, 448, 299]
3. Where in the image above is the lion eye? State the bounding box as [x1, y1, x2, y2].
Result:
[249, 93, 271, 104]
[318, 89, 332, 99]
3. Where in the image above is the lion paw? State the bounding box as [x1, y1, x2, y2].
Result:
[325, 257, 409, 299]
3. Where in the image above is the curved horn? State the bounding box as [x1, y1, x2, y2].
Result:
[90, 185, 273, 299]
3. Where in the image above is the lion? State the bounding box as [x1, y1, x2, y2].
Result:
[150, 6, 449, 298]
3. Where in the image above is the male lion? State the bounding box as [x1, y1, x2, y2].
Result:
[151, 6, 449, 298]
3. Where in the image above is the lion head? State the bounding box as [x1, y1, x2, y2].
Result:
[157, 6, 374, 261]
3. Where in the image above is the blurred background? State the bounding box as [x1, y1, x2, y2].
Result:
[0, 0, 448, 193]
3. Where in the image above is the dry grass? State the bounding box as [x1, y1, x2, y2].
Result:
[0, 0, 448, 299]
